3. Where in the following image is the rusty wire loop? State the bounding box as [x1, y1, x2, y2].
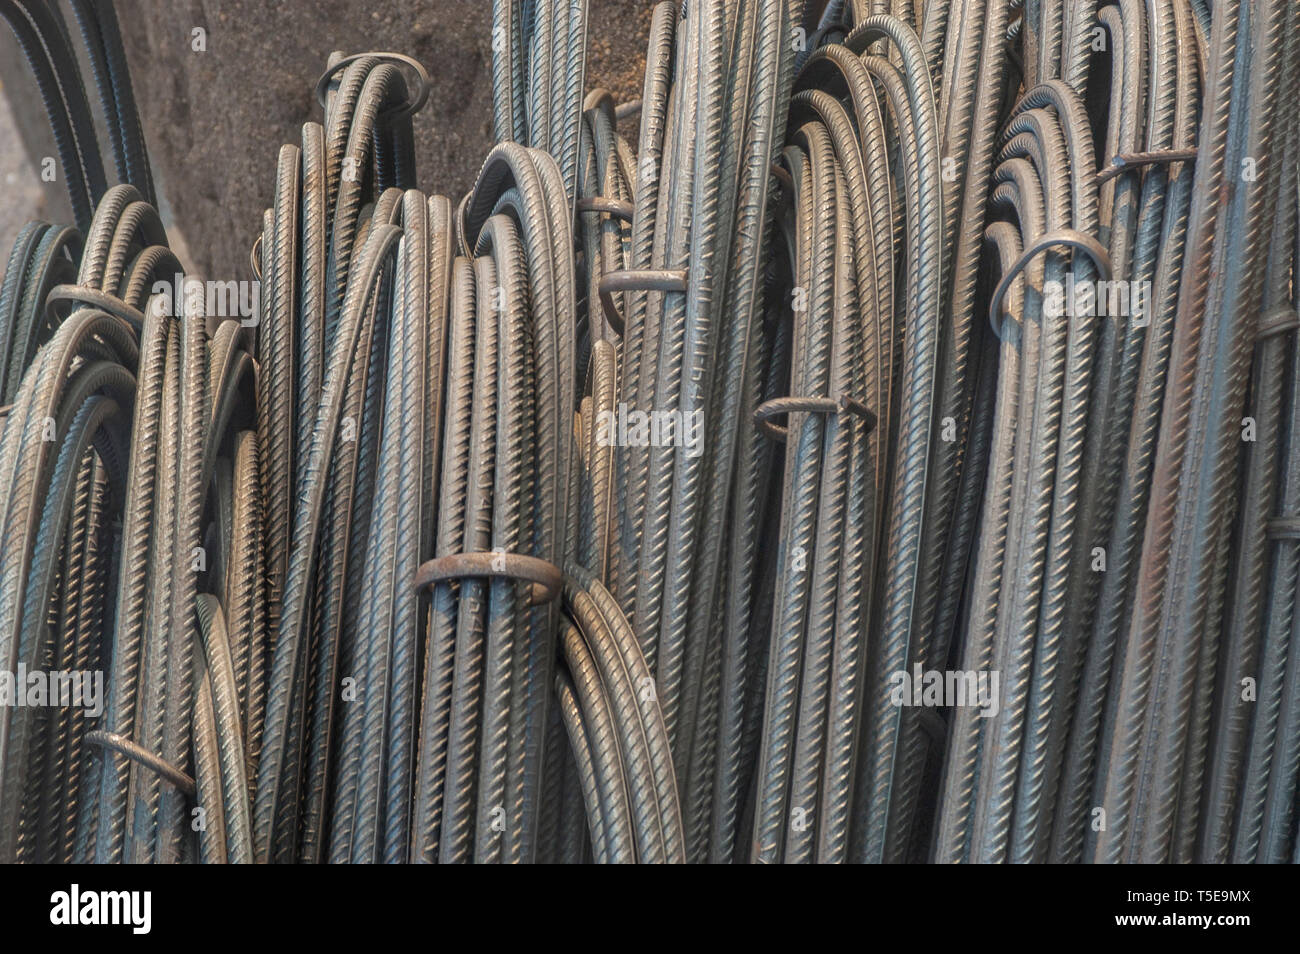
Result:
[413, 551, 564, 606]
[85, 731, 197, 798]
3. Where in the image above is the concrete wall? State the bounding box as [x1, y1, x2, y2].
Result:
[0, 1, 653, 281]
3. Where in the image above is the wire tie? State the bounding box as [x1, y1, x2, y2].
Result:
[771, 162, 794, 191]
[46, 285, 148, 332]
[414, 551, 563, 606]
[754, 393, 877, 442]
[314, 52, 431, 121]
[597, 268, 688, 336]
[1096, 148, 1198, 182]
[1256, 308, 1299, 341]
[249, 231, 263, 281]
[576, 196, 635, 222]
[85, 730, 196, 797]
[1266, 517, 1300, 540]
[988, 228, 1113, 340]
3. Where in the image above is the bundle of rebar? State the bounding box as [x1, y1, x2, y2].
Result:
[0, 0, 1296, 863]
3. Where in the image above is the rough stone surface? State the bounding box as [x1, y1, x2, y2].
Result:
[0, 81, 52, 248]
[1, 1, 655, 280]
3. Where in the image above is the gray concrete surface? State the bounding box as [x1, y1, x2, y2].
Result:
[0, 80, 51, 247]
[0, 0, 654, 281]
